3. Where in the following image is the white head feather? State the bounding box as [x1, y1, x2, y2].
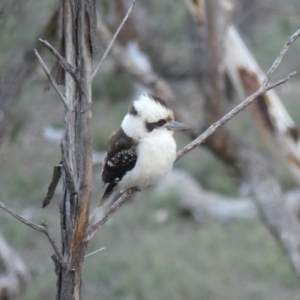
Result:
[121, 94, 174, 140]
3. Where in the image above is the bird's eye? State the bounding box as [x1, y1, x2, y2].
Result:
[146, 119, 167, 132]
[155, 119, 166, 127]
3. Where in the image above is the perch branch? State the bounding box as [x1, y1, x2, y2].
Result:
[34, 49, 70, 111]
[91, 0, 136, 79]
[39, 39, 78, 82]
[0, 201, 67, 268]
[86, 188, 138, 241]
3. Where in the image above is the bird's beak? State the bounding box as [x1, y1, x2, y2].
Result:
[165, 120, 191, 131]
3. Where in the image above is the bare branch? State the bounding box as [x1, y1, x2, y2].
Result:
[86, 188, 138, 242]
[91, 0, 136, 79]
[176, 28, 300, 160]
[268, 71, 297, 87]
[40, 223, 67, 269]
[85, 247, 105, 258]
[39, 39, 78, 82]
[0, 201, 66, 268]
[264, 28, 300, 84]
[176, 71, 297, 161]
[34, 49, 70, 111]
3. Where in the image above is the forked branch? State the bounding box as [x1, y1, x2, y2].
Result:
[176, 28, 300, 160]
[39, 39, 78, 82]
[176, 71, 296, 161]
[0, 201, 66, 268]
[34, 49, 70, 111]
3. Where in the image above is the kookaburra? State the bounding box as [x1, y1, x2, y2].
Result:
[101, 93, 190, 201]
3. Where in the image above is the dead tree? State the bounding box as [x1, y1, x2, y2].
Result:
[54, 0, 93, 298]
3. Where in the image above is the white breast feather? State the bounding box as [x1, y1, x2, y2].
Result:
[118, 130, 176, 191]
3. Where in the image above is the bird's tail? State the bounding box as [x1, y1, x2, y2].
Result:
[99, 183, 117, 207]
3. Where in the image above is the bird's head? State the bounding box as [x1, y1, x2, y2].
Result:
[121, 93, 191, 140]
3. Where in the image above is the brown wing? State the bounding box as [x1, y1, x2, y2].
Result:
[102, 128, 137, 185]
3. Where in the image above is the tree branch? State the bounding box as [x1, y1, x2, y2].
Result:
[0, 201, 67, 268]
[91, 0, 136, 80]
[176, 71, 296, 161]
[86, 188, 138, 242]
[176, 27, 300, 160]
[34, 49, 70, 111]
[264, 28, 300, 84]
[85, 247, 105, 258]
[39, 39, 78, 83]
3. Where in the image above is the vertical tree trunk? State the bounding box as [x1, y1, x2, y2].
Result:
[57, 0, 93, 299]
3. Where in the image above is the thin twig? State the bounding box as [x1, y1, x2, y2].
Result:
[85, 247, 105, 258]
[34, 49, 70, 111]
[86, 188, 138, 241]
[176, 71, 296, 161]
[91, 0, 136, 79]
[264, 28, 300, 84]
[39, 39, 78, 83]
[0, 201, 67, 268]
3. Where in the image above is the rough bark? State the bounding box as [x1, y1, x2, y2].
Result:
[57, 0, 93, 299]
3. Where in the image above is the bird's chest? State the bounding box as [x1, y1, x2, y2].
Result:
[138, 136, 176, 169]
[125, 134, 176, 188]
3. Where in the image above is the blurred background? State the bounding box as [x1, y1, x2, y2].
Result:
[1, 0, 300, 299]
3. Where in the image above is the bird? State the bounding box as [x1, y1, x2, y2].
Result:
[101, 93, 190, 203]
